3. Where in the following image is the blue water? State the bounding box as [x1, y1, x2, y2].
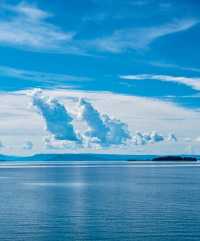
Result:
[0, 162, 200, 241]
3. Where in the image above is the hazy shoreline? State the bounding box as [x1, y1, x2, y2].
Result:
[0, 153, 199, 162]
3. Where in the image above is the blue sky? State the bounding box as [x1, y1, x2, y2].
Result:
[0, 0, 200, 155]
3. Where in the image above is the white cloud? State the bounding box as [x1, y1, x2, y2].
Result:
[132, 132, 146, 145]
[78, 98, 131, 146]
[132, 131, 164, 145]
[0, 2, 77, 53]
[31, 90, 131, 149]
[167, 133, 177, 142]
[23, 141, 33, 150]
[103, 114, 131, 145]
[31, 89, 80, 142]
[88, 19, 198, 53]
[4, 2, 50, 21]
[131, 132, 178, 147]
[1, 89, 200, 155]
[120, 74, 200, 91]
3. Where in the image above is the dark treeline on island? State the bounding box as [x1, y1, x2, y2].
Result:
[152, 156, 197, 162]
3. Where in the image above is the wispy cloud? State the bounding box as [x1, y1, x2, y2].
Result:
[0, 2, 79, 54]
[148, 61, 200, 73]
[88, 19, 198, 53]
[4, 2, 51, 21]
[0, 2, 198, 55]
[0, 65, 90, 87]
[120, 74, 200, 91]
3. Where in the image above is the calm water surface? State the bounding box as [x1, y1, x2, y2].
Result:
[0, 162, 200, 241]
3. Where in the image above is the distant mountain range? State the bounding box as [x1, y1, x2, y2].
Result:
[0, 154, 199, 162]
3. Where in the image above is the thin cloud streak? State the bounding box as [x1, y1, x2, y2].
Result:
[148, 61, 200, 73]
[120, 74, 200, 91]
[0, 65, 91, 86]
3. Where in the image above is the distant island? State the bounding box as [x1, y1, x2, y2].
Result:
[152, 156, 197, 162]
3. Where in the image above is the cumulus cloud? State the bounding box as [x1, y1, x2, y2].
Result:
[30, 91, 131, 148]
[120, 74, 200, 91]
[132, 132, 146, 145]
[167, 133, 177, 142]
[31, 90, 79, 142]
[78, 98, 131, 146]
[132, 131, 165, 145]
[23, 141, 33, 150]
[29, 90, 180, 150]
[131, 132, 179, 145]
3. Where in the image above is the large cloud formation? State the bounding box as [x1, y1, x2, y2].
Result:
[78, 98, 131, 147]
[30, 90, 178, 150]
[31, 90, 79, 142]
[31, 91, 131, 148]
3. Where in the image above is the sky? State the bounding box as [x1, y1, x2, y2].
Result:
[0, 0, 200, 155]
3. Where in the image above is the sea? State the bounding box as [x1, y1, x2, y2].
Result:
[0, 161, 200, 241]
